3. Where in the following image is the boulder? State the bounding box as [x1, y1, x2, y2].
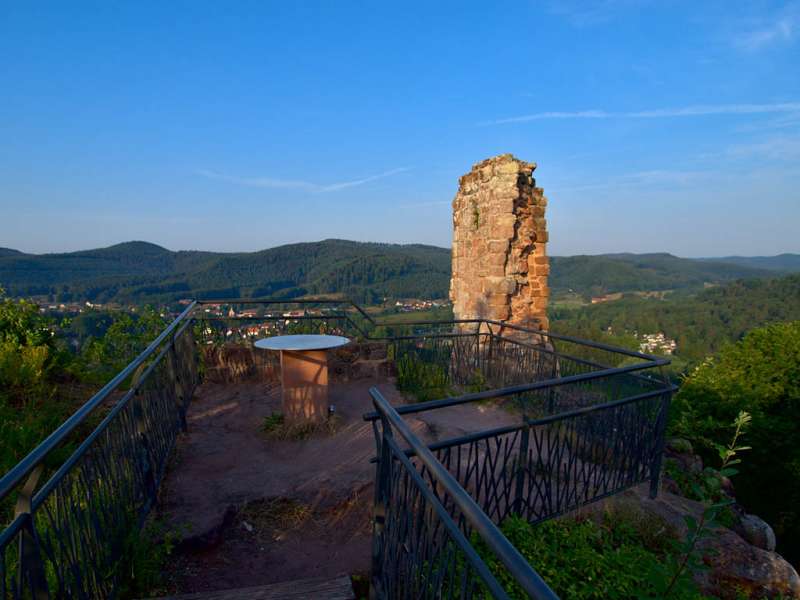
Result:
[598, 487, 800, 599]
[739, 513, 777, 552]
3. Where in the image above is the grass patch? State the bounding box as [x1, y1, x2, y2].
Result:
[261, 411, 340, 440]
[474, 514, 706, 599]
[238, 497, 314, 541]
[117, 519, 182, 599]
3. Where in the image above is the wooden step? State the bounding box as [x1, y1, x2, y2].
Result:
[147, 575, 355, 600]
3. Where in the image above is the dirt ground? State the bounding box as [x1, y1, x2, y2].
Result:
[156, 377, 519, 595]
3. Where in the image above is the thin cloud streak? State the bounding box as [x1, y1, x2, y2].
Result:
[197, 167, 411, 192]
[735, 12, 797, 52]
[726, 135, 800, 161]
[483, 102, 800, 125]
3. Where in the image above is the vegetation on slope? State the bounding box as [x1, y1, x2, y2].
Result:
[0, 290, 167, 491]
[696, 253, 800, 272]
[3, 240, 794, 305]
[672, 321, 800, 565]
[0, 240, 451, 304]
[549, 253, 776, 297]
[477, 514, 704, 599]
[550, 274, 800, 368]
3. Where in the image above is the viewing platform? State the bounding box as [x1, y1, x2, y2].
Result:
[0, 299, 675, 599]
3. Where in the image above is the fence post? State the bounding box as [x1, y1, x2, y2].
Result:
[370, 411, 393, 600]
[14, 466, 48, 599]
[168, 335, 188, 433]
[649, 392, 672, 499]
[513, 426, 531, 518]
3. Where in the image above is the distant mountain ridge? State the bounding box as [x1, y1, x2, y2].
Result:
[548, 252, 781, 297]
[696, 254, 800, 272]
[0, 239, 451, 304]
[0, 240, 796, 304]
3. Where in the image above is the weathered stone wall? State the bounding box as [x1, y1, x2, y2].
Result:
[449, 154, 549, 329]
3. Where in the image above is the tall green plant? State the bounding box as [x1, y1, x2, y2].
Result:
[646, 411, 751, 599]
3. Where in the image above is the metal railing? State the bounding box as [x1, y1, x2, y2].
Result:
[364, 317, 676, 598]
[369, 388, 559, 600]
[0, 304, 198, 599]
[1, 297, 675, 599]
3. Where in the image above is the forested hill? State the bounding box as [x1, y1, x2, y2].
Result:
[695, 253, 800, 272]
[0, 240, 451, 304]
[0, 240, 795, 304]
[548, 253, 778, 296]
[550, 274, 800, 366]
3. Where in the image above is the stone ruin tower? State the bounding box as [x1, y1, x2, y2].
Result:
[449, 154, 550, 330]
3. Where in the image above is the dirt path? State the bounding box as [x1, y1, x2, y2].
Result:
[157, 378, 519, 595]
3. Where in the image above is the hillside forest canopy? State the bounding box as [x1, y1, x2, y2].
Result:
[2, 239, 799, 306]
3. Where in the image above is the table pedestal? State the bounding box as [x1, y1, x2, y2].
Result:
[280, 349, 329, 423]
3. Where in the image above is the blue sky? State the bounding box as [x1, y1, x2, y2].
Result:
[1, 1, 799, 256]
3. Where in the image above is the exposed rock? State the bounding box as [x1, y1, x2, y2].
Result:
[449, 154, 549, 329]
[739, 514, 777, 552]
[600, 487, 800, 599]
[703, 526, 797, 598]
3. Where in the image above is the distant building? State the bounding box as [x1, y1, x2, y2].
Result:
[591, 292, 623, 304]
[638, 332, 677, 355]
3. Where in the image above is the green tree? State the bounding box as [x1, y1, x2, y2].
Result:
[0, 290, 73, 487]
[672, 321, 800, 564]
[0, 288, 62, 404]
[79, 307, 167, 380]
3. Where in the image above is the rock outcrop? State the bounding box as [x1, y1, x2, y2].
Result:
[449, 154, 549, 329]
[603, 486, 800, 599]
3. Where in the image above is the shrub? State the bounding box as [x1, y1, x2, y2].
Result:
[671, 321, 800, 563]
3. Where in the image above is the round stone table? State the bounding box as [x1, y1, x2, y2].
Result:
[254, 334, 350, 423]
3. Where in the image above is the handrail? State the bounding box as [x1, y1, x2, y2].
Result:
[195, 312, 372, 340]
[481, 319, 660, 362]
[381, 433, 513, 599]
[370, 387, 559, 600]
[372, 386, 677, 464]
[31, 317, 196, 510]
[0, 301, 197, 502]
[195, 296, 377, 325]
[363, 360, 670, 422]
[192, 297, 665, 365]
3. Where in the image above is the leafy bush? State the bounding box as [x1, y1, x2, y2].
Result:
[78, 307, 167, 382]
[671, 321, 800, 564]
[0, 291, 75, 485]
[0, 293, 172, 514]
[0, 291, 64, 403]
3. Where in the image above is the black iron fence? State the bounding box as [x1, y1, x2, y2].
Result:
[0, 297, 675, 599]
[0, 304, 198, 599]
[364, 318, 675, 599]
[369, 389, 559, 600]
